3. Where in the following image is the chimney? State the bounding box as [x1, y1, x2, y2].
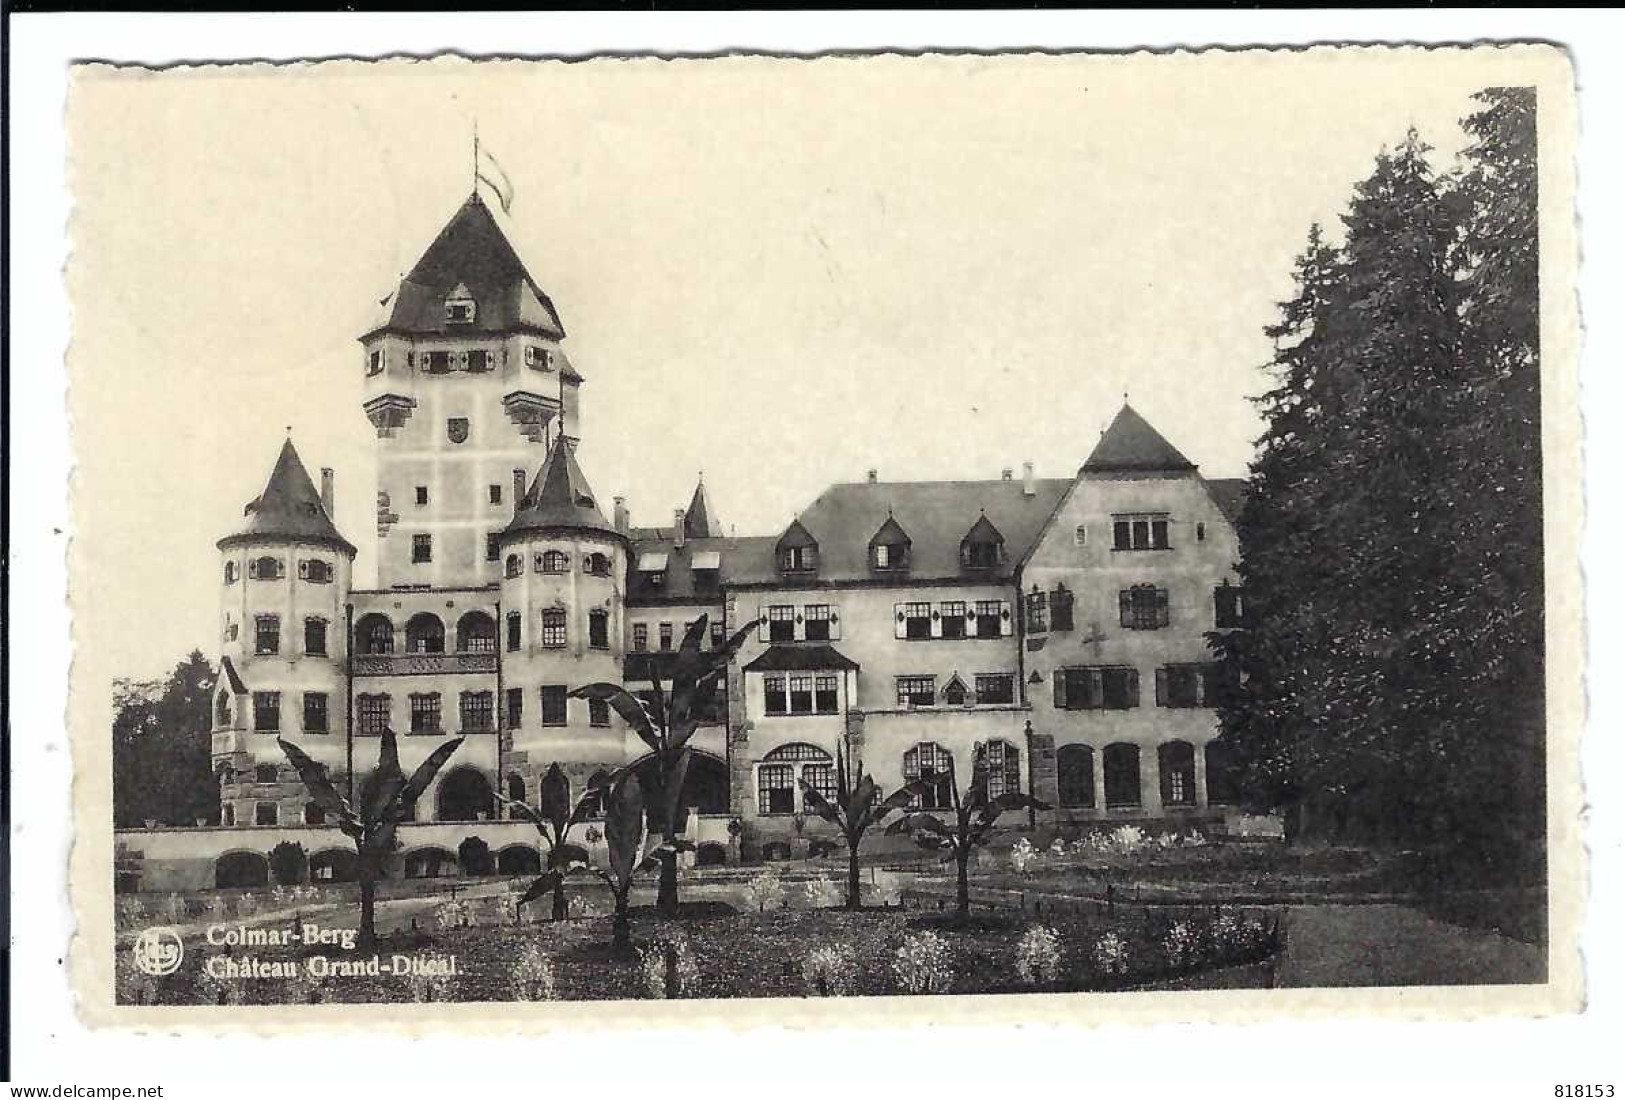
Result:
[1022, 461, 1036, 497]
[613, 496, 629, 535]
[1001, 467, 1013, 481]
[320, 468, 335, 515]
[674, 508, 686, 550]
[866, 469, 878, 484]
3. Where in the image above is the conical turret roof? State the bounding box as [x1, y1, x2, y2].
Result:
[684, 479, 722, 539]
[218, 440, 355, 554]
[365, 192, 565, 339]
[505, 434, 621, 540]
[1082, 404, 1197, 474]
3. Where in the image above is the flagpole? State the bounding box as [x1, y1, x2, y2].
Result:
[472, 119, 479, 196]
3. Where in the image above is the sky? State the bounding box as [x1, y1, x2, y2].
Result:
[67, 49, 1508, 678]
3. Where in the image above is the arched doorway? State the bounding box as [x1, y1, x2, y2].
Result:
[404, 612, 445, 655]
[455, 610, 497, 653]
[633, 751, 730, 829]
[497, 845, 542, 876]
[310, 849, 357, 882]
[1103, 743, 1141, 809]
[215, 850, 269, 889]
[1158, 741, 1197, 808]
[404, 848, 458, 879]
[1057, 744, 1096, 808]
[355, 613, 395, 655]
[435, 766, 495, 822]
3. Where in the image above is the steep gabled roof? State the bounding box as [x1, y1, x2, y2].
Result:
[505, 434, 620, 540]
[960, 512, 1005, 549]
[218, 440, 355, 554]
[1203, 478, 1247, 525]
[684, 479, 722, 539]
[1082, 404, 1197, 474]
[868, 513, 911, 549]
[367, 193, 565, 339]
[776, 517, 819, 552]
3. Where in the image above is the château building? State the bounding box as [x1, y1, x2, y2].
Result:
[123, 189, 1248, 891]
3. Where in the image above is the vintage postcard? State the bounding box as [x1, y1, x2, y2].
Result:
[66, 44, 1582, 1029]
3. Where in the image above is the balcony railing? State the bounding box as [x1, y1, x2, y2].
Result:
[353, 652, 498, 677]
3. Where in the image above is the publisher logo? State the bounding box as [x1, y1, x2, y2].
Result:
[133, 927, 184, 976]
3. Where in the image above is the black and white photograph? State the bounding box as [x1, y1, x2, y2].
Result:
[54, 43, 1580, 1027]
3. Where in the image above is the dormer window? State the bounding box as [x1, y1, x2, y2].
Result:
[776, 519, 819, 575]
[869, 515, 911, 572]
[445, 285, 476, 325]
[525, 345, 553, 372]
[637, 551, 668, 587]
[959, 514, 1005, 571]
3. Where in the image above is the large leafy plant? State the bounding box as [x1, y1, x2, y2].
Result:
[571, 612, 757, 917]
[798, 744, 929, 909]
[279, 729, 463, 945]
[497, 762, 605, 921]
[886, 741, 1049, 921]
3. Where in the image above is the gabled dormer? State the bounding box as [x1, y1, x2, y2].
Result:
[776, 518, 819, 575]
[959, 512, 1005, 571]
[444, 282, 477, 326]
[868, 513, 911, 572]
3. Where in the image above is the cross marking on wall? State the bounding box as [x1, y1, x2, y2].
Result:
[1080, 622, 1108, 655]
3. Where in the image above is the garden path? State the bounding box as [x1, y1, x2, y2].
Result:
[1275, 904, 1546, 988]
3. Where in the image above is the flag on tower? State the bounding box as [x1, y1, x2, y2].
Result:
[476, 143, 515, 214]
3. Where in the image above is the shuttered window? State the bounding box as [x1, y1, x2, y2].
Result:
[1054, 666, 1140, 710]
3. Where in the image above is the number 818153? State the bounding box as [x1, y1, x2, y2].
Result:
[1556, 1087, 1614, 1097]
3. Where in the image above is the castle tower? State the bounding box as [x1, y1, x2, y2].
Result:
[214, 439, 356, 827]
[360, 192, 583, 589]
[497, 432, 630, 805]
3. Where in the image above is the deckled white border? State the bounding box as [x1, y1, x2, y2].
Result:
[9, 12, 1620, 1086]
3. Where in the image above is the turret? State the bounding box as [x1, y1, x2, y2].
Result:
[214, 439, 355, 827]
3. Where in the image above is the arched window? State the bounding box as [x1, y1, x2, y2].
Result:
[455, 611, 497, 653]
[356, 613, 394, 655]
[903, 742, 955, 810]
[507, 773, 526, 803]
[538, 549, 570, 574]
[215, 691, 231, 728]
[1057, 744, 1095, 808]
[250, 555, 284, 581]
[1159, 741, 1197, 807]
[405, 612, 445, 655]
[254, 764, 279, 784]
[1204, 740, 1241, 806]
[1103, 743, 1141, 809]
[979, 739, 1021, 798]
[505, 554, 522, 579]
[757, 743, 833, 816]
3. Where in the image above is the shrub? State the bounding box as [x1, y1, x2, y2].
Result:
[1015, 925, 1063, 986]
[891, 931, 954, 994]
[269, 841, 308, 886]
[1183, 830, 1208, 848]
[1048, 837, 1068, 860]
[1163, 921, 1202, 969]
[236, 892, 258, 918]
[1109, 824, 1148, 856]
[1092, 931, 1130, 977]
[801, 876, 841, 910]
[409, 961, 456, 1003]
[566, 894, 599, 919]
[1154, 831, 1180, 850]
[193, 962, 244, 1006]
[638, 928, 701, 999]
[157, 893, 188, 925]
[745, 867, 784, 913]
[801, 944, 860, 996]
[434, 899, 471, 931]
[1009, 837, 1038, 874]
[457, 836, 494, 876]
[512, 943, 557, 1001]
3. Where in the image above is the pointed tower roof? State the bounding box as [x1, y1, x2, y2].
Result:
[218, 440, 355, 554]
[505, 434, 621, 540]
[683, 479, 723, 539]
[365, 192, 565, 339]
[1082, 404, 1197, 474]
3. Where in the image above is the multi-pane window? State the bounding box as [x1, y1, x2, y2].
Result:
[1050, 584, 1075, 632]
[961, 538, 1002, 569]
[778, 545, 817, 572]
[249, 555, 284, 580]
[1120, 585, 1170, 630]
[358, 693, 390, 735]
[255, 763, 280, 783]
[974, 601, 1003, 639]
[896, 676, 936, 708]
[255, 802, 279, 826]
[902, 602, 932, 641]
[540, 686, 568, 726]
[788, 675, 814, 715]
[505, 688, 524, 729]
[253, 691, 281, 733]
[1112, 515, 1171, 551]
[299, 559, 333, 583]
[767, 605, 796, 643]
[632, 623, 649, 652]
[1054, 666, 1140, 710]
[763, 675, 788, 716]
[361, 616, 393, 654]
[302, 692, 328, 734]
[981, 740, 1021, 799]
[1214, 583, 1245, 628]
[526, 345, 553, 371]
[975, 674, 1015, 706]
[412, 534, 432, 563]
[814, 675, 839, 714]
[588, 609, 610, 650]
[584, 552, 613, 577]
[1160, 742, 1196, 807]
[409, 693, 442, 734]
[903, 742, 954, 810]
[485, 534, 501, 563]
[539, 550, 569, 573]
[589, 697, 610, 727]
[540, 609, 567, 649]
[804, 605, 832, 642]
[803, 762, 837, 806]
[460, 691, 494, 733]
[304, 617, 328, 656]
[506, 611, 522, 652]
[940, 600, 967, 639]
[423, 350, 454, 372]
[710, 620, 725, 647]
[658, 622, 674, 651]
[1025, 590, 1049, 632]
[254, 615, 280, 655]
[467, 350, 492, 373]
[757, 764, 796, 815]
